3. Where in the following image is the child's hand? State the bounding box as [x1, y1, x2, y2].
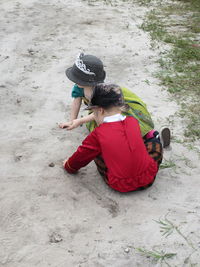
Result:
[59, 121, 73, 129]
[67, 119, 82, 130]
[63, 158, 78, 174]
[59, 119, 82, 130]
[63, 159, 68, 167]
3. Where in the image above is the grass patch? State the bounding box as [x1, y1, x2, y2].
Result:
[160, 159, 176, 169]
[137, 214, 198, 265]
[155, 217, 195, 249]
[140, 0, 200, 141]
[137, 247, 176, 265]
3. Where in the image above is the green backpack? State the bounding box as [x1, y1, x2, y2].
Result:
[86, 87, 154, 137]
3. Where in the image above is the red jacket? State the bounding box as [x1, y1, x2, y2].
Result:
[64, 116, 158, 192]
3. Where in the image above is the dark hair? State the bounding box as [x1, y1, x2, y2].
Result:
[89, 83, 124, 109]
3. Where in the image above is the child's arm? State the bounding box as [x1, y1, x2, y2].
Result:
[59, 97, 82, 129]
[63, 113, 95, 130]
[63, 130, 101, 173]
[70, 97, 82, 121]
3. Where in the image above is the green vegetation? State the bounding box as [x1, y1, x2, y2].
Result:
[137, 214, 198, 266]
[160, 159, 176, 169]
[140, 0, 200, 140]
[137, 247, 176, 266]
[155, 217, 195, 249]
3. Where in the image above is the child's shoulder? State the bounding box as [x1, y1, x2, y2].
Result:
[71, 84, 84, 98]
[121, 87, 146, 107]
[121, 86, 141, 98]
[125, 115, 138, 124]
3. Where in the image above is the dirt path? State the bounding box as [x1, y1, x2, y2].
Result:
[0, 0, 200, 266]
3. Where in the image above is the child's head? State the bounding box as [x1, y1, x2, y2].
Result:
[66, 53, 106, 87]
[86, 83, 125, 125]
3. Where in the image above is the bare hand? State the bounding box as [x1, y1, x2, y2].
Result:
[59, 119, 81, 130]
[63, 159, 68, 167]
[59, 121, 73, 129]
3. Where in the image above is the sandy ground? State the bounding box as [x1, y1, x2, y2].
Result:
[0, 0, 200, 266]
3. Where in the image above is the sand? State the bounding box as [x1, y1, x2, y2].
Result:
[0, 0, 200, 266]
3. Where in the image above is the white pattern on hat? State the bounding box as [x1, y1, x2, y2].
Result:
[75, 53, 96, 76]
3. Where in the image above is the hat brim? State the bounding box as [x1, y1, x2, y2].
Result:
[65, 67, 99, 86]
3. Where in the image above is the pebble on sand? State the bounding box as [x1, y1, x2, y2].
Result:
[49, 162, 55, 167]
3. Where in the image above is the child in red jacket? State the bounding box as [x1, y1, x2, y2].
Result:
[63, 83, 162, 192]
